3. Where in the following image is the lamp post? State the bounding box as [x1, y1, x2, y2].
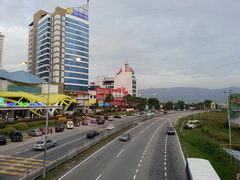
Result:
[224, 89, 233, 149]
[22, 57, 81, 177]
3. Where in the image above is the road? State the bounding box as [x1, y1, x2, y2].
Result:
[0, 111, 194, 179]
[59, 112, 191, 180]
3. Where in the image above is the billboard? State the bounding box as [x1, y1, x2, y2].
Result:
[229, 94, 240, 124]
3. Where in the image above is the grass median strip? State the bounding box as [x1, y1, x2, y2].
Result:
[40, 124, 136, 180]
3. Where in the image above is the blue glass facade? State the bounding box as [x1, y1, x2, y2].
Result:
[64, 14, 89, 91]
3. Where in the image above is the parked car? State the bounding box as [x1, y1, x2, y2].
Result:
[104, 116, 108, 120]
[10, 131, 23, 142]
[167, 127, 175, 135]
[119, 133, 131, 141]
[28, 129, 42, 136]
[114, 115, 121, 118]
[91, 119, 97, 124]
[97, 118, 105, 125]
[0, 135, 6, 145]
[74, 121, 81, 127]
[82, 121, 88, 126]
[33, 139, 57, 151]
[55, 123, 65, 132]
[107, 124, 116, 130]
[66, 121, 74, 129]
[164, 111, 168, 114]
[86, 131, 99, 139]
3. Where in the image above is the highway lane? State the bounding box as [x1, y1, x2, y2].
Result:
[0, 114, 153, 179]
[58, 112, 190, 180]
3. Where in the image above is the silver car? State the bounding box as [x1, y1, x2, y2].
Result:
[33, 139, 57, 150]
[119, 133, 131, 141]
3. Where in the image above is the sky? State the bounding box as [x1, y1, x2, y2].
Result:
[0, 0, 240, 90]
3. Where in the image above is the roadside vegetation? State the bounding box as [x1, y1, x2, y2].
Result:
[175, 111, 239, 180]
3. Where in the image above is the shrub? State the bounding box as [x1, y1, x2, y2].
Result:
[0, 121, 6, 129]
[0, 126, 16, 135]
[11, 122, 28, 130]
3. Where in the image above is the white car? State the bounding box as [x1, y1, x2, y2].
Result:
[107, 124, 116, 130]
[66, 121, 74, 129]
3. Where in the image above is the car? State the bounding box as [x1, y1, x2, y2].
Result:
[97, 118, 105, 125]
[74, 121, 81, 127]
[55, 123, 65, 132]
[107, 124, 116, 130]
[0, 135, 6, 145]
[114, 115, 121, 118]
[66, 121, 74, 129]
[82, 121, 88, 125]
[119, 133, 131, 141]
[91, 119, 97, 124]
[33, 139, 57, 151]
[86, 131, 99, 139]
[164, 111, 168, 114]
[28, 129, 42, 136]
[167, 127, 175, 135]
[10, 131, 23, 142]
[104, 116, 108, 120]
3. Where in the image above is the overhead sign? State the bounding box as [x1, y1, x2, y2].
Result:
[229, 94, 240, 125]
[66, 8, 88, 20]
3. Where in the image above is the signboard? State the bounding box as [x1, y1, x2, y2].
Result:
[0, 98, 4, 106]
[0, 98, 46, 108]
[229, 94, 240, 125]
[66, 8, 88, 20]
[210, 102, 216, 111]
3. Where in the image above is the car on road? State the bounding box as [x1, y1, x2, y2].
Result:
[91, 119, 97, 124]
[10, 131, 23, 142]
[114, 115, 121, 118]
[107, 124, 116, 130]
[28, 129, 42, 136]
[167, 127, 175, 135]
[55, 123, 65, 132]
[97, 118, 105, 125]
[164, 111, 168, 114]
[119, 133, 131, 141]
[66, 121, 74, 129]
[33, 139, 57, 150]
[87, 131, 99, 139]
[82, 121, 88, 125]
[74, 121, 81, 127]
[0, 135, 6, 145]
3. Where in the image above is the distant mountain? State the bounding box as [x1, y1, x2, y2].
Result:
[139, 87, 240, 103]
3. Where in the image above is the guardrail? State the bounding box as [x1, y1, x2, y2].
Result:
[17, 114, 159, 180]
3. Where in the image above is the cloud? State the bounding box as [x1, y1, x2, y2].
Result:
[1, 0, 240, 89]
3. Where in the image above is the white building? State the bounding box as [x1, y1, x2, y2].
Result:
[95, 76, 114, 89]
[0, 32, 5, 69]
[114, 62, 137, 97]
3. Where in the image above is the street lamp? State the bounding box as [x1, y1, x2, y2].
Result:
[22, 57, 80, 177]
[224, 89, 233, 149]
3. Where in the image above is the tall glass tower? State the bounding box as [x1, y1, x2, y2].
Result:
[28, 4, 89, 93]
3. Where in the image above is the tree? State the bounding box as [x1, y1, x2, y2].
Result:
[104, 94, 114, 104]
[148, 97, 160, 110]
[164, 101, 174, 110]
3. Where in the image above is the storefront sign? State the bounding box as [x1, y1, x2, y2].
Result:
[66, 8, 88, 20]
[229, 94, 240, 125]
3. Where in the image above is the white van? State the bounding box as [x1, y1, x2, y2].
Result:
[66, 121, 74, 129]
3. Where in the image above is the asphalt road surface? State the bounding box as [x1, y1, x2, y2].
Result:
[0, 111, 194, 179]
[59, 112, 192, 180]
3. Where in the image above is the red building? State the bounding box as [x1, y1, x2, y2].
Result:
[96, 87, 128, 107]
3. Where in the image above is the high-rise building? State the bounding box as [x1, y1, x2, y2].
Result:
[0, 32, 5, 69]
[28, 4, 89, 93]
[114, 62, 137, 97]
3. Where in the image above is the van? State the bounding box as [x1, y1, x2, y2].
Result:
[66, 121, 74, 129]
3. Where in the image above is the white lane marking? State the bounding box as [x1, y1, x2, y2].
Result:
[116, 149, 124, 158]
[165, 172, 167, 177]
[140, 159, 142, 163]
[164, 162, 166, 165]
[58, 118, 151, 180]
[133, 175, 136, 179]
[96, 174, 101, 180]
[138, 163, 141, 167]
[136, 169, 139, 173]
[142, 155, 144, 159]
[130, 137, 136, 142]
[167, 119, 186, 166]
[164, 167, 167, 171]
